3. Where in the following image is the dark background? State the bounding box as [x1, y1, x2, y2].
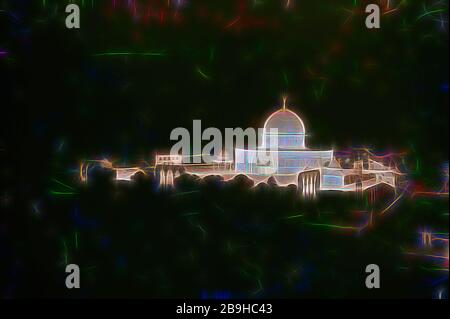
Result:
[1, 0, 448, 298]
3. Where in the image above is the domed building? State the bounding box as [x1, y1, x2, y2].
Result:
[98, 99, 403, 196]
[235, 102, 333, 181]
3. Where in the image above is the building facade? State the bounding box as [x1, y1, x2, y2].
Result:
[82, 102, 403, 197]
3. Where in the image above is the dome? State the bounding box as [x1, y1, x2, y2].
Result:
[263, 109, 305, 135]
[262, 107, 307, 149]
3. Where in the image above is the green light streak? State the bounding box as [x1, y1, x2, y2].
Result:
[306, 222, 360, 230]
[209, 47, 215, 63]
[93, 52, 167, 57]
[51, 178, 75, 190]
[50, 191, 78, 196]
[171, 190, 199, 197]
[197, 224, 207, 238]
[282, 213, 304, 220]
[196, 67, 210, 80]
[62, 239, 68, 265]
[416, 9, 446, 21]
